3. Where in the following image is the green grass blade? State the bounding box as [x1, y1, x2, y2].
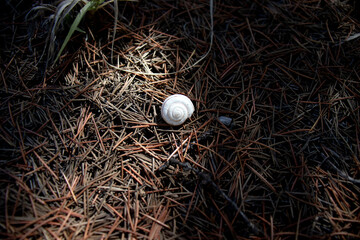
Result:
[54, 1, 97, 64]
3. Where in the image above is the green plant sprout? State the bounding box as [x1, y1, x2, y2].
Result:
[27, 0, 132, 65]
[54, 0, 105, 63]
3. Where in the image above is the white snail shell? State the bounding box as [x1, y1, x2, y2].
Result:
[161, 94, 195, 126]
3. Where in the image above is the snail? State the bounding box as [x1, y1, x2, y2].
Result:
[161, 94, 195, 126]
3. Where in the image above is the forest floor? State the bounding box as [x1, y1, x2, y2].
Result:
[1, 0, 360, 239]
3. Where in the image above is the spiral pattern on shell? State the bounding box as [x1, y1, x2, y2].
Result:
[161, 94, 195, 126]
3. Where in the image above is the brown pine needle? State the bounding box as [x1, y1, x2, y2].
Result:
[61, 171, 78, 204]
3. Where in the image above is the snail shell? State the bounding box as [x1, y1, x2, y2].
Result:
[161, 94, 195, 126]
